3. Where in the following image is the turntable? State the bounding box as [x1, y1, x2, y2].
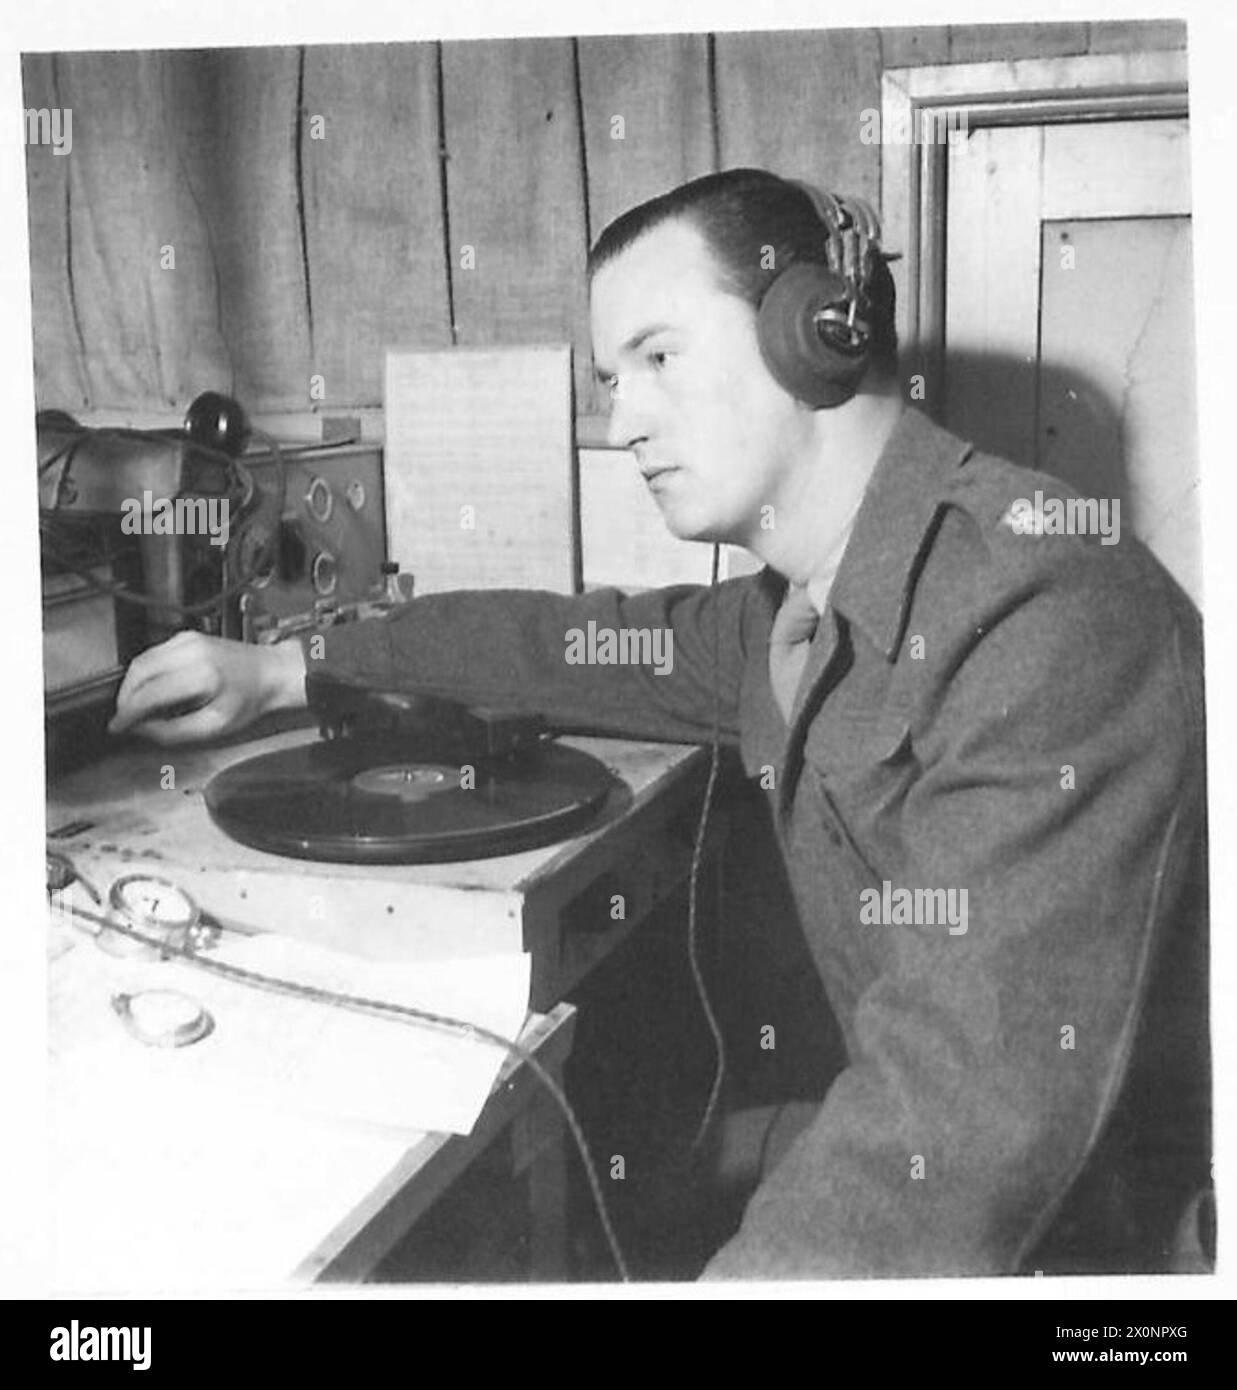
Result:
[46, 677, 720, 1006]
[203, 673, 618, 864]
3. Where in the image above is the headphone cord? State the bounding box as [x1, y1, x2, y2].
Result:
[686, 543, 727, 1154]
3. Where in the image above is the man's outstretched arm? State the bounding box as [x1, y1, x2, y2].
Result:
[111, 579, 754, 746]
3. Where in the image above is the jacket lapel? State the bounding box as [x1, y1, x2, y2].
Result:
[776, 606, 849, 821]
[768, 408, 973, 819]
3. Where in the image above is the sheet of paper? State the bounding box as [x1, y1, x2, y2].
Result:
[50, 924, 531, 1137]
[383, 344, 576, 594]
[47, 919, 534, 1292]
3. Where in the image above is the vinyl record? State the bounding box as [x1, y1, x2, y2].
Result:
[204, 736, 616, 864]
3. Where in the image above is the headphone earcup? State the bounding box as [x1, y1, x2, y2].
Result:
[756, 262, 871, 409]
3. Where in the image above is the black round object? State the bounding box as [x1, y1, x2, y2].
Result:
[204, 737, 616, 864]
[756, 261, 871, 409]
[183, 391, 250, 457]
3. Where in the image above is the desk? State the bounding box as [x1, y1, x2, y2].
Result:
[46, 723, 717, 1287]
[294, 1006, 576, 1283]
[49, 906, 577, 1288]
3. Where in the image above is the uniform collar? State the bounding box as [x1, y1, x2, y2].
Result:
[826, 406, 975, 660]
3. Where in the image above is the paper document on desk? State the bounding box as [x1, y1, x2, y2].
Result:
[50, 931, 531, 1137]
[210, 934, 532, 1135]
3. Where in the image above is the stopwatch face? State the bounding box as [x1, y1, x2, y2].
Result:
[109, 876, 199, 929]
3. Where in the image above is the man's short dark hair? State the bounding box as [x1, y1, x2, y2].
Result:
[588, 167, 898, 376]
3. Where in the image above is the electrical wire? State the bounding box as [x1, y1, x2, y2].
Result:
[38, 520, 269, 618]
[686, 543, 727, 1154]
[39, 424, 254, 503]
[244, 426, 290, 564]
[37, 424, 288, 624]
[48, 891, 630, 1283]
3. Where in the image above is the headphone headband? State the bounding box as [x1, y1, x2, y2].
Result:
[788, 180, 882, 304]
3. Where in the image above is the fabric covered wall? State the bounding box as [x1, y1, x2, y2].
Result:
[22, 22, 1185, 422]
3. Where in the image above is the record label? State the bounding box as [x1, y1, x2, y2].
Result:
[351, 763, 456, 802]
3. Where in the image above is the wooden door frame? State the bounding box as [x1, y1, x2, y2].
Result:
[880, 50, 1189, 417]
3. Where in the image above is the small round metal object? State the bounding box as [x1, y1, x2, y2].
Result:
[187, 918, 222, 953]
[304, 476, 334, 523]
[111, 990, 214, 1048]
[311, 550, 338, 596]
[345, 479, 366, 511]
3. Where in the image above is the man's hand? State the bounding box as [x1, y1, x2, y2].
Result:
[108, 631, 308, 745]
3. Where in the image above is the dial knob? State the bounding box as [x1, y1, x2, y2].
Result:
[304, 476, 334, 523]
[311, 550, 338, 596]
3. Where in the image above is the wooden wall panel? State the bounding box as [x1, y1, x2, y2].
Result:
[714, 29, 883, 207]
[23, 26, 1190, 424]
[946, 24, 1089, 65]
[301, 43, 450, 409]
[576, 33, 715, 237]
[44, 51, 162, 407]
[576, 32, 714, 413]
[878, 22, 1184, 70]
[152, 51, 242, 408]
[878, 21, 1182, 70]
[878, 27, 950, 69]
[441, 38, 590, 406]
[208, 47, 311, 412]
[22, 55, 87, 410]
[1086, 20, 1187, 53]
[40, 51, 235, 411]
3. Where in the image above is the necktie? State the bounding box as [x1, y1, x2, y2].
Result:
[769, 584, 821, 721]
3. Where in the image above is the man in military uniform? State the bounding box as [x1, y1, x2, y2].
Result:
[111, 169, 1211, 1278]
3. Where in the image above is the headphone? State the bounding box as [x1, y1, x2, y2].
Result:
[755, 181, 886, 410]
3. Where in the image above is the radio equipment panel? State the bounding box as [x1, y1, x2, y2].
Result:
[235, 442, 390, 645]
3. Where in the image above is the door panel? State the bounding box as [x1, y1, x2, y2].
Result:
[944, 118, 1199, 603]
[1038, 216, 1198, 600]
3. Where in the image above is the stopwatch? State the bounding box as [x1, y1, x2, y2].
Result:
[99, 874, 216, 958]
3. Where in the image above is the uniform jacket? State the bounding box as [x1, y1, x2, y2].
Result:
[309, 405, 1210, 1278]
